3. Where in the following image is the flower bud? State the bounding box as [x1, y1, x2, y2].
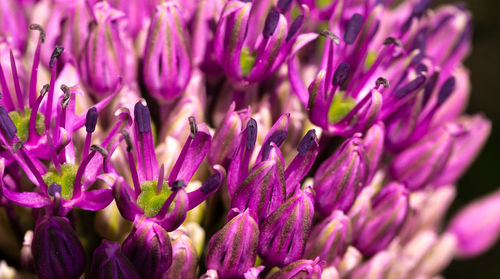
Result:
[121, 218, 173, 278]
[314, 134, 368, 215]
[89, 240, 141, 279]
[304, 210, 352, 265]
[266, 257, 324, 279]
[354, 182, 409, 256]
[434, 115, 491, 186]
[390, 124, 454, 190]
[80, 2, 134, 96]
[31, 216, 86, 279]
[206, 209, 259, 279]
[349, 250, 395, 279]
[258, 186, 315, 266]
[447, 189, 500, 257]
[165, 230, 198, 279]
[143, 1, 191, 101]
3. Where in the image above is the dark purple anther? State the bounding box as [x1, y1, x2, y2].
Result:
[277, 0, 293, 12]
[263, 9, 280, 39]
[49, 46, 64, 68]
[0, 106, 17, 140]
[246, 118, 257, 151]
[422, 72, 438, 106]
[171, 180, 187, 190]
[437, 76, 456, 105]
[85, 107, 98, 133]
[413, 0, 432, 17]
[332, 62, 351, 87]
[298, 130, 317, 157]
[383, 37, 402, 46]
[344, 13, 364, 44]
[395, 75, 426, 98]
[286, 15, 304, 42]
[376, 77, 390, 88]
[48, 183, 62, 197]
[189, 116, 197, 139]
[200, 173, 222, 195]
[262, 130, 287, 160]
[29, 24, 46, 43]
[134, 102, 151, 133]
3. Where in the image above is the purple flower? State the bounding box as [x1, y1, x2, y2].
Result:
[314, 134, 368, 215]
[89, 240, 141, 279]
[31, 216, 86, 279]
[143, 1, 192, 101]
[258, 186, 315, 267]
[112, 100, 222, 231]
[121, 217, 173, 278]
[354, 182, 409, 256]
[214, 0, 308, 85]
[206, 209, 259, 279]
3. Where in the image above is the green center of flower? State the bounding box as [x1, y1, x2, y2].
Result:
[137, 180, 173, 217]
[8, 108, 45, 142]
[43, 164, 78, 200]
[240, 47, 256, 76]
[316, 0, 332, 8]
[328, 91, 357, 124]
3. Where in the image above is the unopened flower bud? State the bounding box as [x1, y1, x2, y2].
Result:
[89, 240, 140, 279]
[31, 216, 86, 279]
[314, 134, 368, 215]
[266, 257, 324, 279]
[304, 210, 352, 265]
[258, 186, 315, 266]
[122, 218, 173, 278]
[354, 182, 409, 256]
[165, 230, 198, 279]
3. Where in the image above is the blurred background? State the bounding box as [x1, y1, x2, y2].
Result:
[434, 0, 500, 278]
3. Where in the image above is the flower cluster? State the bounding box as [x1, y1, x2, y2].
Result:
[0, 0, 497, 279]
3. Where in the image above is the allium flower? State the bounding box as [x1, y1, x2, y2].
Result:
[0, 0, 498, 278]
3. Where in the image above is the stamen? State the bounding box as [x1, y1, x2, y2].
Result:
[320, 30, 341, 44]
[263, 9, 280, 39]
[437, 76, 456, 106]
[286, 15, 304, 42]
[395, 75, 426, 98]
[156, 164, 165, 195]
[46, 134, 61, 174]
[9, 50, 24, 114]
[189, 116, 198, 139]
[0, 106, 17, 140]
[200, 173, 222, 194]
[0, 60, 15, 111]
[28, 85, 48, 142]
[412, 0, 432, 18]
[297, 129, 316, 157]
[376, 77, 390, 88]
[332, 62, 351, 87]
[60, 85, 71, 109]
[17, 144, 47, 194]
[49, 46, 64, 69]
[122, 129, 140, 196]
[91, 144, 109, 173]
[73, 150, 97, 199]
[29, 24, 46, 43]
[134, 101, 151, 133]
[246, 118, 257, 151]
[85, 107, 98, 133]
[28, 24, 45, 107]
[422, 72, 438, 106]
[344, 13, 364, 44]
[277, 0, 292, 13]
[48, 183, 62, 197]
[171, 180, 187, 190]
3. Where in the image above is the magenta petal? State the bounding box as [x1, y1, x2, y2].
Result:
[448, 189, 500, 258]
[2, 186, 51, 208]
[71, 189, 114, 211]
